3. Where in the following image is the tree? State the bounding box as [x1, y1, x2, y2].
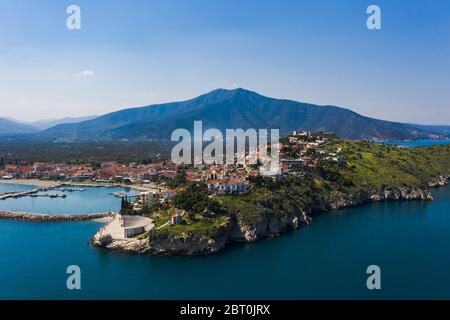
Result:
[166, 167, 187, 189]
[172, 182, 223, 214]
[120, 197, 133, 215]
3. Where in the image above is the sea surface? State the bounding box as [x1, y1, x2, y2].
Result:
[1, 182, 450, 299]
[380, 139, 450, 147]
[0, 183, 35, 193]
[0, 186, 138, 214]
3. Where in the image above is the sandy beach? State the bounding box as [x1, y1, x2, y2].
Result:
[0, 179, 57, 188]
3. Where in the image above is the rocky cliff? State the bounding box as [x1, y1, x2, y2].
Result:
[92, 221, 230, 255]
[91, 183, 443, 256]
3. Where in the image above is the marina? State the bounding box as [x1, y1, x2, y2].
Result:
[0, 183, 139, 214]
[0, 184, 64, 200]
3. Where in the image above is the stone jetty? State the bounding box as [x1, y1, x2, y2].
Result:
[0, 210, 115, 222]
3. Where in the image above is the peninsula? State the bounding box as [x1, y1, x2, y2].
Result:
[91, 134, 450, 255]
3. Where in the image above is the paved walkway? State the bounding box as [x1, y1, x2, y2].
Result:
[101, 214, 154, 240]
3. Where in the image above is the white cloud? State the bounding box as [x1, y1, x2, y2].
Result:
[73, 70, 95, 78]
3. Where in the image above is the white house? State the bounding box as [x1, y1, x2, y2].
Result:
[207, 179, 247, 193]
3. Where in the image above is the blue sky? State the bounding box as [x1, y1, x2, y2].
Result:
[0, 0, 449, 124]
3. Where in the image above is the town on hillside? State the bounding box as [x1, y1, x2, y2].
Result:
[1, 131, 341, 232]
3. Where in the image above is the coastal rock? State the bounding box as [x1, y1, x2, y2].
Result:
[93, 237, 151, 254]
[229, 208, 311, 243]
[91, 186, 436, 256]
[428, 176, 448, 188]
[319, 187, 433, 211]
[92, 221, 231, 256]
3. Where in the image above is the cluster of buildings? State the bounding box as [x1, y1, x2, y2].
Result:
[0, 161, 179, 183]
[1, 131, 341, 203]
[268, 131, 338, 177]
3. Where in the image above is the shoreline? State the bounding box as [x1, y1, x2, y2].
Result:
[93, 183, 447, 256]
[0, 179, 162, 192]
[0, 179, 55, 188]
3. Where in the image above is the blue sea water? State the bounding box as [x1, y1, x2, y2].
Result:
[1, 183, 450, 299]
[0, 183, 35, 193]
[0, 186, 138, 214]
[380, 139, 450, 147]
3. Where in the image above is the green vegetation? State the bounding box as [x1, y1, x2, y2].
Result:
[150, 138, 450, 239]
[164, 167, 187, 189]
[317, 139, 450, 190]
[223, 140, 450, 227]
[0, 141, 172, 164]
[120, 197, 134, 215]
[220, 175, 319, 225]
[148, 212, 229, 238]
[172, 182, 224, 215]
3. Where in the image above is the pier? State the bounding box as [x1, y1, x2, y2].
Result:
[110, 192, 139, 199]
[29, 194, 67, 198]
[58, 187, 86, 192]
[0, 184, 64, 201]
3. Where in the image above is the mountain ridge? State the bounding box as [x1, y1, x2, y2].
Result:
[24, 88, 448, 141]
[3, 115, 98, 130]
[0, 117, 40, 136]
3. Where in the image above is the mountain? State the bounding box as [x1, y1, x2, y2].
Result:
[3, 115, 98, 130]
[0, 117, 40, 136]
[37, 88, 444, 141]
[408, 124, 450, 136]
[28, 116, 98, 130]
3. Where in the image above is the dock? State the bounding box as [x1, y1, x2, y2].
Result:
[0, 184, 64, 201]
[59, 187, 86, 192]
[110, 192, 139, 199]
[29, 194, 67, 199]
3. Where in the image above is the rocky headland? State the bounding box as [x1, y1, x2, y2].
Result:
[92, 185, 440, 256]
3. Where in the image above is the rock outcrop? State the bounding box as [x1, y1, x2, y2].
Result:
[229, 209, 311, 243]
[428, 176, 448, 188]
[92, 222, 230, 256]
[316, 187, 433, 211]
[91, 185, 441, 256]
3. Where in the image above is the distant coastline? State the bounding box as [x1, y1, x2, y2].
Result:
[377, 139, 450, 147]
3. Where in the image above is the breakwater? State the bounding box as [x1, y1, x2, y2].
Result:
[0, 210, 115, 222]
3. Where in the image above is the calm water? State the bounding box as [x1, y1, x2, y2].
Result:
[0, 183, 35, 193]
[381, 139, 450, 147]
[0, 185, 138, 214]
[1, 183, 450, 299]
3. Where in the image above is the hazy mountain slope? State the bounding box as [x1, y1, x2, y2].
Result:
[409, 124, 450, 136]
[37, 88, 443, 141]
[0, 117, 40, 136]
[30, 116, 98, 130]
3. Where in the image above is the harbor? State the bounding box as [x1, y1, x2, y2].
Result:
[0, 183, 139, 215]
[0, 183, 64, 200]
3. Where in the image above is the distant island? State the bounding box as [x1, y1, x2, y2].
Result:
[90, 133, 450, 256]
